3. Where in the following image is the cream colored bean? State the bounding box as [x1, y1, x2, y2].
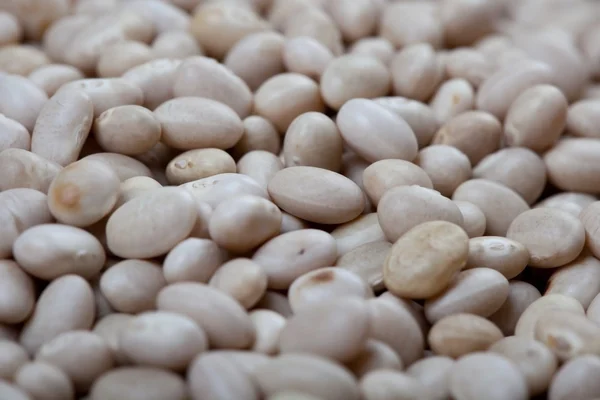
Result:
[320, 55, 390, 111]
[119, 311, 207, 371]
[0, 12, 22, 46]
[450, 352, 528, 400]
[545, 138, 600, 194]
[189, 200, 212, 239]
[390, 43, 444, 102]
[424, 268, 509, 323]
[224, 32, 285, 91]
[13, 224, 105, 280]
[350, 38, 395, 65]
[432, 111, 502, 166]
[406, 356, 454, 400]
[416, 145, 471, 198]
[367, 298, 424, 366]
[507, 208, 585, 268]
[83, 153, 152, 182]
[444, 48, 493, 88]
[453, 179, 530, 236]
[548, 355, 600, 400]
[360, 370, 432, 400]
[536, 192, 597, 217]
[100, 260, 165, 313]
[440, 0, 499, 47]
[15, 362, 75, 400]
[255, 291, 293, 318]
[430, 79, 475, 124]
[35, 331, 113, 393]
[0, 261, 34, 325]
[0, 341, 28, 380]
[151, 30, 201, 59]
[378, 186, 463, 243]
[90, 367, 187, 400]
[466, 237, 529, 279]
[454, 201, 486, 238]
[121, 58, 181, 110]
[363, 160, 433, 206]
[288, 267, 373, 313]
[253, 229, 337, 289]
[282, 36, 333, 80]
[547, 252, 600, 309]
[157, 282, 254, 349]
[490, 336, 557, 396]
[379, 2, 443, 49]
[181, 173, 268, 209]
[163, 238, 223, 284]
[119, 0, 189, 34]
[0, 188, 53, 259]
[173, 56, 253, 118]
[28, 64, 84, 97]
[117, 176, 162, 207]
[166, 149, 235, 185]
[237, 151, 284, 191]
[209, 258, 268, 309]
[232, 116, 281, 159]
[378, 294, 430, 339]
[0, 380, 31, 400]
[268, 166, 364, 224]
[327, 0, 377, 42]
[337, 99, 418, 163]
[92, 314, 134, 366]
[250, 310, 286, 355]
[283, 7, 343, 56]
[254, 73, 325, 133]
[0, 74, 47, 133]
[57, 78, 144, 118]
[331, 213, 386, 256]
[252, 354, 360, 400]
[535, 311, 600, 361]
[40, 14, 90, 63]
[283, 112, 343, 171]
[504, 84, 568, 152]
[0, 45, 49, 77]
[372, 97, 439, 149]
[336, 241, 391, 292]
[20, 275, 95, 355]
[0, 115, 29, 152]
[106, 187, 196, 258]
[567, 100, 600, 139]
[210, 195, 282, 253]
[97, 41, 152, 78]
[489, 281, 542, 335]
[0, 149, 61, 194]
[515, 293, 585, 339]
[347, 340, 403, 379]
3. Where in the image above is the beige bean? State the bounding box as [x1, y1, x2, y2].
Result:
[57, 78, 144, 118]
[454, 201, 486, 238]
[515, 293, 585, 339]
[440, 0, 499, 47]
[250, 310, 286, 355]
[288, 267, 373, 313]
[507, 208, 585, 268]
[327, 0, 377, 42]
[416, 145, 471, 198]
[363, 160, 433, 206]
[367, 298, 425, 366]
[118, 0, 189, 34]
[119, 311, 207, 371]
[548, 355, 600, 400]
[13, 224, 105, 280]
[151, 30, 202, 60]
[40, 14, 90, 64]
[453, 179, 530, 236]
[0, 12, 22, 46]
[121, 58, 181, 110]
[347, 340, 403, 379]
[466, 236, 529, 279]
[181, 173, 268, 209]
[450, 352, 528, 400]
[0, 74, 47, 133]
[0, 188, 53, 259]
[350, 38, 395, 65]
[545, 138, 600, 194]
[28, 64, 84, 97]
[379, 2, 443, 49]
[490, 336, 557, 396]
[378, 186, 463, 243]
[253, 229, 337, 289]
[157, 282, 254, 349]
[424, 268, 509, 323]
[547, 252, 600, 309]
[0, 380, 31, 400]
[237, 151, 283, 191]
[166, 149, 235, 185]
[360, 370, 432, 400]
[15, 362, 74, 400]
[0, 45, 49, 77]
[372, 97, 439, 149]
[282, 36, 333, 80]
[337, 99, 417, 163]
[336, 241, 391, 292]
[567, 100, 600, 139]
[100, 260, 165, 313]
[83, 153, 152, 182]
[430, 79, 475, 124]
[331, 213, 386, 256]
[444, 48, 493, 88]
[432, 111, 502, 166]
[252, 354, 360, 400]
[0, 261, 34, 325]
[390, 43, 444, 102]
[20, 275, 95, 355]
[378, 294, 430, 340]
[92, 314, 134, 365]
[535, 310, 600, 361]
[0, 115, 30, 153]
[90, 367, 187, 400]
[320, 55, 390, 111]
[117, 176, 162, 207]
[209, 258, 268, 309]
[283, 7, 343, 56]
[0, 149, 61, 194]
[254, 73, 325, 133]
[504, 84, 568, 152]
[283, 112, 343, 171]
[224, 32, 285, 91]
[536, 192, 597, 217]
[268, 166, 364, 224]
[0, 341, 28, 381]
[406, 356, 454, 400]
[96, 41, 153, 78]
[106, 187, 196, 258]
[489, 281, 541, 336]
[232, 116, 281, 159]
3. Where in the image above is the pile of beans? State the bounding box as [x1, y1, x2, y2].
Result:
[3, 0, 600, 399]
